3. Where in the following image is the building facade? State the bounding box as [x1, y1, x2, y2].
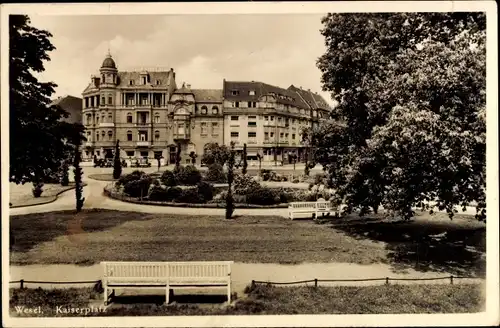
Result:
[81, 54, 331, 165]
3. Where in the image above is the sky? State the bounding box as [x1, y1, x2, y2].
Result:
[29, 14, 335, 105]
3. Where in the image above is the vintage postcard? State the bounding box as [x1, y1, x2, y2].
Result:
[1, 1, 498, 327]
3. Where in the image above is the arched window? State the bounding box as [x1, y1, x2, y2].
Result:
[101, 131, 105, 138]
[127, 113, 133, 123]
[154, 114, 160, 123]
[154, 130, 160, 141]
[212, 106, 218, 115]
[127, 130, 133, 141]
[108, 130, 113, 140]
[201, 106, 208, 115]
[96, 133, 100, 141]
[96, 115, 100, 124]
[108, 113, 113, 122]
[87, 131, 92, 142]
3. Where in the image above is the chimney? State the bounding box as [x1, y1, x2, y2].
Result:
[300, 86, 303, 90]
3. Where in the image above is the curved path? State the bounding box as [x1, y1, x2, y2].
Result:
[10, 175, 480, 217]
[9, 177, 287, 217]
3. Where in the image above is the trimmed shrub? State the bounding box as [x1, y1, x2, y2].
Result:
[174, 165, 202, 185]
[148, 185, 168, 201]
[197, 181, 214, 202]
[204, 163, 226, 183]
[117, 170, 146, 186]
[160, 170, 176, 187]
[32, 183, 44, 197]
[175, 188, 204, 203]
[233, 174, 260, 195]
[166, 187, 183, 201]
[124, 176, 153, 198]
[260, 169, 272, 181]
[247, 187, 277, 205]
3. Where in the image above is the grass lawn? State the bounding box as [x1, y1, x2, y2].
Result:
[10, 209, 485, 277]
[319, 212, 486, 277]
[9, 283, 484, 316]
[9, 209, 387, 266]
[9, 182, 83, 207]
[87, 174, 117, 181]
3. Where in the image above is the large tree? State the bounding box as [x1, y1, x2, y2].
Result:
[9, 15, 83, 185]
[312, 13, 486, 220]
[201, 142, 231, 166]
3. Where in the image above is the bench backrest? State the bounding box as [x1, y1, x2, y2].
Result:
[289, 202, 318, 209]
[102, 261, 232, 281]
[289, 201, 333, 209]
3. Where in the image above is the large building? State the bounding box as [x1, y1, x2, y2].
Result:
[81, 54, 331, 165]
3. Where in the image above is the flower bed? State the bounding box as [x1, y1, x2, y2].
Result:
[105, 167, 333, 209]
[104, 184, 289, 208]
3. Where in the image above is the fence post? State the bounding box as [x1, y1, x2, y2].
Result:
[385, 277, 389, 285]
[20, 279, 24, 289]
[450, 275, 454, 285]
[314, 279, 318, 288]
[251, 280, 255, 290]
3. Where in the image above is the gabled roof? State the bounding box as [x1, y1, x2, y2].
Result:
[223, 81, 310, 109]
[117, 71, 172, 88]
[51, 95, 82, 124]
[288, 85, 331, 110]
[192, 89, 223, 103]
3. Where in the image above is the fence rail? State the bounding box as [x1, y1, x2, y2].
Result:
[9, 275, 480, 289]
[251, 275, 479, 288]
[9, 279, 101, 289]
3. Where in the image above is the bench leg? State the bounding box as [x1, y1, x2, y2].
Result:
[103, 286, 107, 305]
[227, 283, 231, 305]
[165, 285, 170, 305]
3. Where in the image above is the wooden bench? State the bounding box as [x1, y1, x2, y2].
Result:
[288, 200, 337, 220]
[101, 261, 233, 305]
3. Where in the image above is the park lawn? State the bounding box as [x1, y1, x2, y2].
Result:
[9, 209, 485, 277]
[9, 283, 484, 316]
[9, 182, 83, 208]
[10, 209, 388, 266]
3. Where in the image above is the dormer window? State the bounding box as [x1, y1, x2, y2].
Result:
[201, 106, 208, 115]
[142, 77, 147, 85]
[231, 90, 239, 96]
[156, 80, 161, 85]
[249, 90, 255, 96]
[129, 80, 134, 86]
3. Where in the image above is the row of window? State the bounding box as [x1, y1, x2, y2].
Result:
[229, 131, 297, 139]
[230, 115, 309, 126]
[230, 101, 257, 108]
[199, 106, 219, 115]
[84, 94, 114, 108]
[231, 90, 255, 96]
[200, 122, 220, 135]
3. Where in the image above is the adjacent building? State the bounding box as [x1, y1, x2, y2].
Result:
[81, 54, 331, 165]
[51, 95, 83, 124]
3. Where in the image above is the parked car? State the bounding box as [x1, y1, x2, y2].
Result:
[94, 158, 105, 168]
[131, 157, 151, 168]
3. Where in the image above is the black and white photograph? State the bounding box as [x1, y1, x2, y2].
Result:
[1, 2, 498, 327]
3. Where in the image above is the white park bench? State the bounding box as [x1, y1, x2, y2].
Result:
[101, 261, 233, 305]
[288, 200, 338, 220]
